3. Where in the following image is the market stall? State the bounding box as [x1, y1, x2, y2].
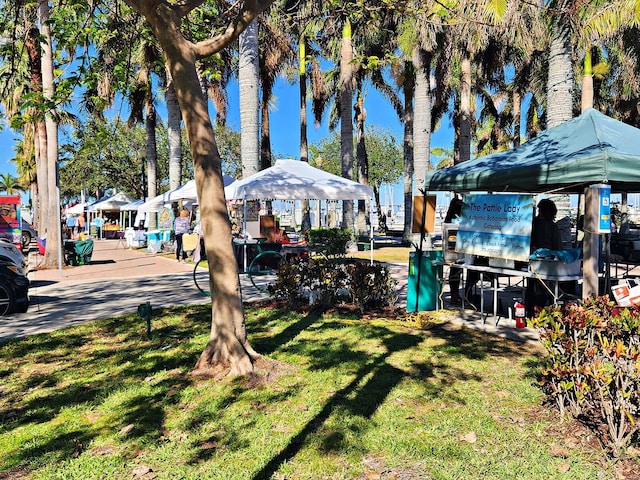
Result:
[424, 108, 640, 300]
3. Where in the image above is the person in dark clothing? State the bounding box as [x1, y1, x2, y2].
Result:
[530, 198, 562, 251]
[444, 197, 464, 304]
[527, 198, 563, 314]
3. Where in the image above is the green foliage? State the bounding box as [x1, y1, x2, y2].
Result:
[268, 257, 397, 312]
[309, 125, 402, 189]
[307, 228, 352, 258]
[529, 296, 640, 456]
[346, 261, 398, 312]
[59, 117, 172, 201]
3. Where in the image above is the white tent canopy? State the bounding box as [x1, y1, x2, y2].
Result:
[89, 192, 136, 212]
[138, 175, 235, 213]
[65, 202, 89, 214]
[224, 159, 373, 200]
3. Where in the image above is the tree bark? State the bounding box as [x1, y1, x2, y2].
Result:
[413, 47, 432, 192]
[39, 0, 60, 269]
[124, 0, 273, 377]
[546, 3, 573, 128]
[166, 66, 183, 191]
[458, 56, 471, 164]
[340, 20, 354, 231]
[402, 61, 415, 245]
[239, 20, 260, 178]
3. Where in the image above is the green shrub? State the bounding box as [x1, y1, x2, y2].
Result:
[529, 295, 640, 456]
[268, 257, 396, 312]
[347, 261, 398, 313]
[307, 228, 352, 258]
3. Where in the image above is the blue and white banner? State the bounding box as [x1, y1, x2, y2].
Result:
[456, 193, 534, 261]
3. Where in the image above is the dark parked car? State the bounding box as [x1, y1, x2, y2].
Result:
[21, 220, 37, 249]
[0, 260, 29, 315]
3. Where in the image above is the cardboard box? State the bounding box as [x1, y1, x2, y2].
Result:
[612, 279, 640, 306]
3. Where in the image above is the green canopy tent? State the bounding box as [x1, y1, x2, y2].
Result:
[424, 108, 640, 194]
[424, 108, 640, 300]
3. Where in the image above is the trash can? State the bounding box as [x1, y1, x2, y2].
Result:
[407, 250, 443, 312]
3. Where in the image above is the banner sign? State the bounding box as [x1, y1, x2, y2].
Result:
[456, 193, 534, 261]
[0, 195, 22, 250]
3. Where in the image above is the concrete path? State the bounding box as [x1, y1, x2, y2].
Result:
[0, 239, 539, 344]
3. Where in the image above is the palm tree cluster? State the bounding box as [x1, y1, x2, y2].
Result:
[2, 1, 640, 253]
[1, 0, 640, 374]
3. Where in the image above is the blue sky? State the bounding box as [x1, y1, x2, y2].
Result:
[0, 76, 455, 206]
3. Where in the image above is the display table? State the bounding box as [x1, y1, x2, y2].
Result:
[455, 262, 583, 325]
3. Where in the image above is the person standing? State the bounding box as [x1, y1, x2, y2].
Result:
[77, 213, 86, 236]
[174, 209, 191, 262]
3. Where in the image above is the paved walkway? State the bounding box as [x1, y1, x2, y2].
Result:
[0, 239, 539, 344]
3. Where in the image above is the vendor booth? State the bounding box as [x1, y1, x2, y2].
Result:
[424, 108, 640, 310]
[224, 159, 374, 267]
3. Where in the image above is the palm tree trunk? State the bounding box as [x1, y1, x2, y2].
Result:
[239, 20, 260, 177]
[39, 0, 60, 268]
[166, 66, 183, 191]
[146, 101, 158, 230]
[458, 56, 472, 164]
[512, 91, 521, 148]
[354, 94, 369, 236]
[299, 38, 312, 232]
[402, 60, 415, 244]
[581, 48, 593, 112]
[413, 47, 432, 190]
[340, 20, 354, 231]
[546, 5, 573, 128]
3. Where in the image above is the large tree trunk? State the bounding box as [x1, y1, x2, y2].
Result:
[402, 61, 415, 245]
[39, 0, 60, 268]
[299, 38, 312, 232]
[413, 47, 432, 192]
[340, 21, 354, 231]
[132, 1, 262, 377]
[146, 101, 158, 230]
[458, 55, 472, 164]
[25, 23, 47, 237]
[239, 20, 260, 177]
[166, 66, 183, 191]
[546, 3, 573, 128]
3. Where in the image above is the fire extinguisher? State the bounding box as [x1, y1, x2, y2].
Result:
[514, 298, 526, 329]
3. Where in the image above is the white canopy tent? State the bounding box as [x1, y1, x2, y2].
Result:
[224, 159, 372, 201]
[65, 202, 89, 215]
[138, 175, 235, 213]
[88, 192, 136, 212]
[224, 159, 375, 259]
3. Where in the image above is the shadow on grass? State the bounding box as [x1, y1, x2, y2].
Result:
[0, 309, 202, 470]
[249, 317, 536, 480]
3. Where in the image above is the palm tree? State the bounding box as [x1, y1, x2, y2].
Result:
[0, 173, 22, 195]
[239, 20, 260, 178]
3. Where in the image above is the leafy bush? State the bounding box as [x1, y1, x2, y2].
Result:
[347, 261, 398, 313]
[529, 295, 640, 456]
[268, 257, 396, 312]
[307, 228, 352, 258]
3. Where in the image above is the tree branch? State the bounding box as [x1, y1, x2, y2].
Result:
[192, 0, 275, 58]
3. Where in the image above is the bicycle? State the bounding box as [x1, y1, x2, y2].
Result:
[193, 241, 290, 296]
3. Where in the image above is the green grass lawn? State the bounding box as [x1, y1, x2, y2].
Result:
[0, 304, 631, 479]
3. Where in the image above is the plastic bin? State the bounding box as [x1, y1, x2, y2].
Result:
[407, 250, 443, 312]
